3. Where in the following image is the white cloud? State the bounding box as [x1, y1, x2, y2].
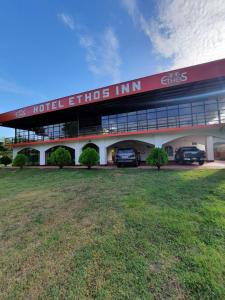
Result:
[57, 12, 122, 83]
[122, 0, 225, 70]
[57, 13, 75, 30]
[79, 27, 121, 83]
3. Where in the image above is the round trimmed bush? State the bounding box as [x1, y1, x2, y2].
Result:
[146, 147, 168, 171]
[0, 155, 12, 166]
[12, 154, 27, 169]
[79, 147, 99, 169]
[49, 147, 71, 169]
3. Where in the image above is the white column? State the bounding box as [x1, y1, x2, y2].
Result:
[154, 137, 163, 148]
[75, 146, 82, 165]
[12, 148, 19, 159]
[206, 136, 214, 161]
[39, 150, 46, 166]
[99, 145, 107, 165]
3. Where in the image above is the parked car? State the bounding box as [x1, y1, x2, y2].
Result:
[115, 148, 139, 167]
[175, 146, 205, 165]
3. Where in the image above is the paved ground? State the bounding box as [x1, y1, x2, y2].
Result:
[5, 160, 225, 170]
[139, 160, 225, 169]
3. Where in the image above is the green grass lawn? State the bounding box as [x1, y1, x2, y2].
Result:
[0, 168, 225, 299]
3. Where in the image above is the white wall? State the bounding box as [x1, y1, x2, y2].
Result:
[12, 126, 223, 164]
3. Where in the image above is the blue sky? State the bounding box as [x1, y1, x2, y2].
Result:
[0, 0, 225, 137]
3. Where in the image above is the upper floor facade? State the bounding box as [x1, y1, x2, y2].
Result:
[1, 58, 225, 147]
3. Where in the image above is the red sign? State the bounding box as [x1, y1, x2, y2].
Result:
[0, 58, 225, 123]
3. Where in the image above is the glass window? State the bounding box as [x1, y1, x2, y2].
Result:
[127, 122, 137, 130]
[168, 108, 178, 117]
[117, 123, 127, 132]
[220, 109, 225, 122]
[109, 115, 117, 124]
[128, 114, 137, 122]
[137, 113, 147, 121]
[179, 104, 191, 115]
[192, 113, 205, 125]
[218, 99, 225, 109]
[164, 146, 173, 156]
[137, 110, 146, 115]
[138, 120, 148, 130]
[117, 115, 127, 123]
[157, 109, 167, 118]
[147, 111, 156, 119]
[205, 102, 218, 112]
[193, 105, 204, 113]
[102, 116, 108, 121]
[168, 117, 178, 127]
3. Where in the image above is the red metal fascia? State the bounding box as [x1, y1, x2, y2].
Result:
[1, 58, 225, 123]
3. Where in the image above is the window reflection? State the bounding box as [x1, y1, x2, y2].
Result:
[15, 96, 225, 143]
[101, 97, 225, 134]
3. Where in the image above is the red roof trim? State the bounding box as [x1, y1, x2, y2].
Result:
[11, 124, 221, 148]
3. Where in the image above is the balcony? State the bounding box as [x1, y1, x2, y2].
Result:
[5, 97, 225, 145]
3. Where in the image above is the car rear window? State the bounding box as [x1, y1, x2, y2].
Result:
[117, 149, 135, 154]
[181, 147, 198, 151]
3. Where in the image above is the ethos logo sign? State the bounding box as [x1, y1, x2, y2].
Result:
[161, 71, 188, 86]
[15, 109, 26, 118]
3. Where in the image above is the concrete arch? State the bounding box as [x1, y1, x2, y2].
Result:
[103, 136, 157, 149]
[44, 143, 75, 153]
[162, 135, 211, 160]
[45, 145, 75, 165]
[82, 142, 99, 153]
[18, 147, 40, 166]
[17, 146, 41, 152]
[156, 126, 224, 146]
[107, 139, 154, 164]
[214, 137, 225, 160]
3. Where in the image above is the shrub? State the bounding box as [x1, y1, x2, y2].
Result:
[0, 155, 12, 166]
[79, 147, 99, 169]
[0, 144, 7, 152]
[49, 147, 71, 169]
[12, 154, 27, 169]
[146, 147, 168, 171]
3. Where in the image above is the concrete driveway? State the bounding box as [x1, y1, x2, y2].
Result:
[138, 160, 225, 170]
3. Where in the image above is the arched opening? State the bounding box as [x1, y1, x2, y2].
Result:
[82, 143, 99, 153]
[18, 148, 40, 166]
[163, 136, 206, 161]
[45, 145, 75, 165]
[107, 140, 154, 165]
[214, 140, 225, 160]
[164, 145, 174, 157]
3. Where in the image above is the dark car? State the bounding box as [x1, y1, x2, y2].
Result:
[115, 148, 139, 167]
[175, 146, 205, 165]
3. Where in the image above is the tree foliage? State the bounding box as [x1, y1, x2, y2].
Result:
[12, 154, 27, 169]
[49, 147, 71, 169]
[0, 143, 7, 152]
[0, 155, 12, 166]
[146, 147, 168, 170]
[79, 147, 99, 169]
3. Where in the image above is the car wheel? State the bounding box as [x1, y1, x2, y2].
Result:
[199, 161, 204, 165]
